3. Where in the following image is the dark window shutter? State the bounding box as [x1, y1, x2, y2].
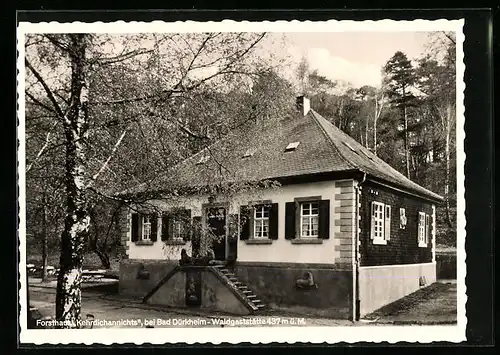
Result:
[228, 213, 239, 239]
[131, 213, 139, 241]
[239, 205, 250, 240]
[319, 199, 330, 239]
[150, 214, 158, 241]
[227, 214, 239, 262]
[269, 203, 279, 240]
[192, 216, 202, 257]
[285, 202, 296, 239]
[161, 213, 170, 241]
[182, 209, 192, 241]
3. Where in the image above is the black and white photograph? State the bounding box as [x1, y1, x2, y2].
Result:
[18, 19, 466, 344]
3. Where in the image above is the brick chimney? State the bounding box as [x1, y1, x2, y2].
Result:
[296, 95, 310, 116]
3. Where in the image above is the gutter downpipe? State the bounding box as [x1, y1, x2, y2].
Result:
[353, 172, 366, 322]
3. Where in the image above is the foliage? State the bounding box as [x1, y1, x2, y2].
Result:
[293, 34, 457, 245]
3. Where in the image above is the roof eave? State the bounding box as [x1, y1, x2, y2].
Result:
[364, 176, 444, 204]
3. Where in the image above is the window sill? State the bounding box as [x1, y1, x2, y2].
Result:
[372, 238, 387, 245]
[163, 239, 187, 245]
[134, 240, 154, 246]
[245, 239, 273, 245]
[418, 242, 428, 248]
[291, 239, 323, 244]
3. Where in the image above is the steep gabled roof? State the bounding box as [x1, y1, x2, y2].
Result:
[124, 109, 443, 202]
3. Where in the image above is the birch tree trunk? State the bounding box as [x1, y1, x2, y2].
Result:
[41, 200, 48, 282]
[373, 93, 384, 156]
[365, 109, 369, 149]
[402, 85, 410, 178]
[55, 34, 91, 328]
[444, 103, 453, 227]
[374, 99, 378, 155]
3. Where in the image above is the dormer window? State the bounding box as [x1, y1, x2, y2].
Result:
[343, 141, 356, 152]
[243, 148, 256, 158]
[196, 154, 210, 165]
[285, 141, 300, 152]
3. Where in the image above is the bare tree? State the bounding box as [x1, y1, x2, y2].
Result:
[24, 32, 281, 327]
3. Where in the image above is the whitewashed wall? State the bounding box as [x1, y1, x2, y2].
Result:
[125, 179, 355, 265]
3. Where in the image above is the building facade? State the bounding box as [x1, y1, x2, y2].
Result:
[117, 96, 442, 319]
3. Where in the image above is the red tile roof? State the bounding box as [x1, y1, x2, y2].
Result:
[125, 109, 443, 202]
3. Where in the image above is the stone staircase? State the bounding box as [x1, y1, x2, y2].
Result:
[212, 264, 266, 312]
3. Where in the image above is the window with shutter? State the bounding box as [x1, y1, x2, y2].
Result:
[418, 212, 427, 247]
[371, 201, 386, 244]
[285, 198, 329, 241]
[161, 209, 191, 242]
[253, 204, 270, 238]
[300, 202, 319, 238]
[142, 215, 152, 240]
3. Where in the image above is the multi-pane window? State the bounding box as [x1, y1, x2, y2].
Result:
[371, 202, 385, 240]
[161, 209, 191, 242]
[171, 218, 184, 240]
[418, 212, 426, 245]
[254, 205, 270, 238]
[300, 202, 319, 238]
[142, 215, 152, 240]
[418, 212, 431, 247]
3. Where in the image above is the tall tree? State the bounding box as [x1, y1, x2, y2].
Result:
[24, 32, 279, 326]
[383, 51, 417, 178]
[416, 32, 456, 227]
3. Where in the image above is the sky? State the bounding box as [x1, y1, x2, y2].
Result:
[278, 32, 433, 89]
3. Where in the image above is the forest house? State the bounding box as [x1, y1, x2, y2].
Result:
[117, 95, 443, 319]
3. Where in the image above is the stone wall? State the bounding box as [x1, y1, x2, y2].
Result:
[119, 259, 179, 299]
[235, 262, 353, 319]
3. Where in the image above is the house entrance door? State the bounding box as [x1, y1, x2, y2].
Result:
[206, 207, 226, 261]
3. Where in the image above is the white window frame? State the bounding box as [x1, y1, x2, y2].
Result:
[253, 205, 270, 239]
[142, 215, 152, 241]
[300, 202, 319, 238]
[171, 218, 184, 241]
[371, 201, 387, 245]
[418, 212, 427, 247]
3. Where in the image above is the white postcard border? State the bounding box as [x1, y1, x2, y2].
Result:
[17, 18, 466, 345]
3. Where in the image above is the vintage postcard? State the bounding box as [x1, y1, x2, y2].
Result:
[18, 18, 466, 344]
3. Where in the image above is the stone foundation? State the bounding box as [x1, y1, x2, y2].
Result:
[119, 259, 179, 299]
[120, 260, 251, 315]
[234, 262, 353, 319]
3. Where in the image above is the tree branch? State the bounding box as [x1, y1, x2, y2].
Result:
[26, 121, 59, 174]
[442, 32, 456, 45]
[85, 126, 130, 189]
[95, 48, 155, 67]
[44, 34, 70, 52]
[25, 59, 65, 120]
[91, 34, 266, 107]
[25, 90, 56, 114]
